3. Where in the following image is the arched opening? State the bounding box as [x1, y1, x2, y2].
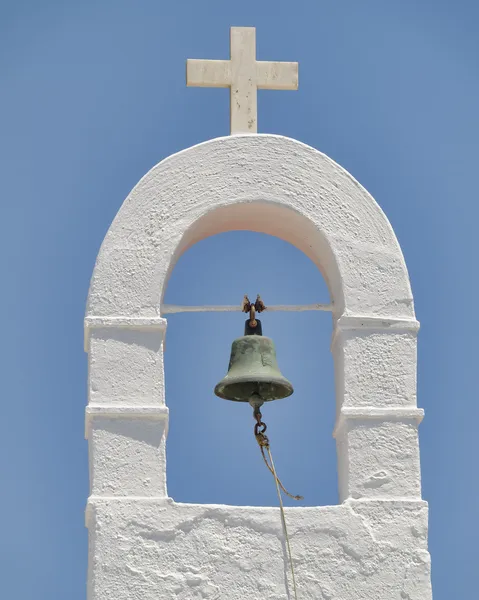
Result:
[162, 201, 344, 318]
[164, 230, 337, 507]
[86, 134, 416, 507]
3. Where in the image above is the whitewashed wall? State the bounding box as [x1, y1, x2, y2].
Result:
[85, 135, 432, 599]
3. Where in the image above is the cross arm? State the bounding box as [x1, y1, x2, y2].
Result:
[256, 61, 299, 90]
[186, 59, 232, 88]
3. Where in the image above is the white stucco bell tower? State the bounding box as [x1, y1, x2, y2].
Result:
[85, 27, 432, 600]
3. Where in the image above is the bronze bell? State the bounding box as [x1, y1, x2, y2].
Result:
[214, 315, 294, 405]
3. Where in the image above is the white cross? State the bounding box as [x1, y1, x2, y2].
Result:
[187, 27, 298, 134]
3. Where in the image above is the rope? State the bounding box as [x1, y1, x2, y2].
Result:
[254, 416, 301, 600]
[266, 445, 299, 600]
[259, 445, 303, 501]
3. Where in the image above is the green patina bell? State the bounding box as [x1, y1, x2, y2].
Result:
[214, 318, 294, 404]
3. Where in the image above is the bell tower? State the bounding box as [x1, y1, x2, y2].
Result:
[85, 27, 432, 600]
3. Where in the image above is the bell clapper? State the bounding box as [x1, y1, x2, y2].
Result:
[252, 406, 269, 448]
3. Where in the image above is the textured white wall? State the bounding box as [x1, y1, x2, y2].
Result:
[85, 135, 432, 599]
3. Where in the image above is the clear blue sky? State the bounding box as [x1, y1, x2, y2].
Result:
[1, 1, 478, 598]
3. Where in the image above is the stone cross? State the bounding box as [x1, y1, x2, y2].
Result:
[187, 27, 298, 134]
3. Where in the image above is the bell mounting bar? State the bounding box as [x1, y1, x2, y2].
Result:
[161, 303, 332, 314]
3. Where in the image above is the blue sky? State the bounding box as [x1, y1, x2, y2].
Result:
[1, 0, 478, 598]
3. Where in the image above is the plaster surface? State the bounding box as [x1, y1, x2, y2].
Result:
[85, 134, 431, 599]
[86, 499, 431, 600]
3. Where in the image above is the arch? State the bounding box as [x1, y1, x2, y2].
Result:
[85, 134, 422, 504]
[86, 134, 414, 321]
